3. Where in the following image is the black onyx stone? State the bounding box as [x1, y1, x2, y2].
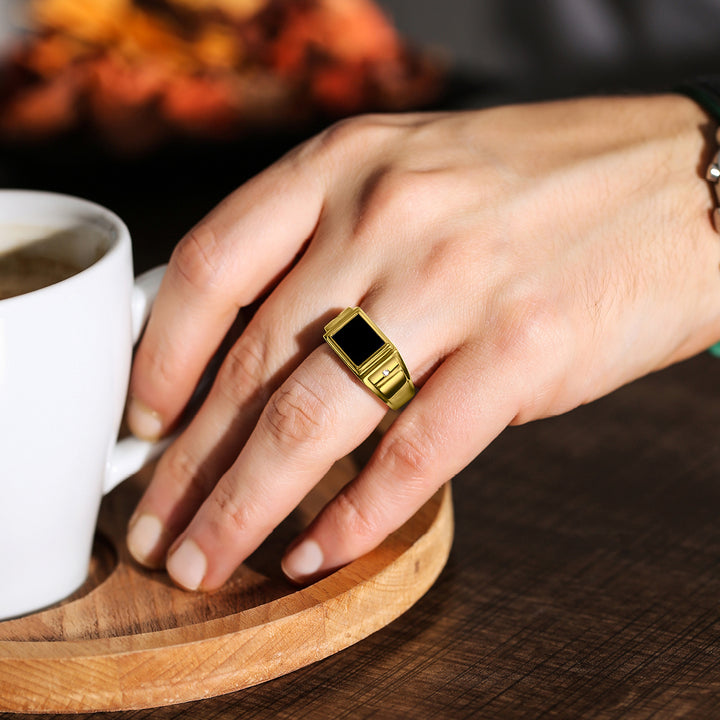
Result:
[331, 314, 385, 366]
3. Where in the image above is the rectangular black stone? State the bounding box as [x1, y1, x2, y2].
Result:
[331, 313, 385, 366]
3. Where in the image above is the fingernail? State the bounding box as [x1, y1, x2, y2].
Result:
[127, 396, 164, 440]
[282, 539, 324, 583]
[127, 513, 164, 566]
[167, 538, 206, 591]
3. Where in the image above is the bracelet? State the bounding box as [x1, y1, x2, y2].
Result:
[677, 77, 720, 226]
[675, 77, 720, 356]
[676, 76, 720, 227]
[676, 76, 720, 124]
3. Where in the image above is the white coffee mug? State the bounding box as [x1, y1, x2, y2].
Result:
[0, 190, 167, 620]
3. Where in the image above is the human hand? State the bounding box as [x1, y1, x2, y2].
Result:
[126, 94, 720, 590]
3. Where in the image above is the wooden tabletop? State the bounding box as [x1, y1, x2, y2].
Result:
[4, 351, 720, 718]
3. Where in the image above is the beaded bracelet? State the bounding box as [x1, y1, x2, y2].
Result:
[676, 77, 720, 356]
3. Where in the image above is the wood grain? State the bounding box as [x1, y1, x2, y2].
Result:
[0, 447, 453, 714]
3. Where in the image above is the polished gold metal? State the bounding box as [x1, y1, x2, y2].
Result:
[323, 307, 416, 410]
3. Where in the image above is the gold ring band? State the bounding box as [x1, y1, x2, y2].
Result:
[323, 307, 416, 410]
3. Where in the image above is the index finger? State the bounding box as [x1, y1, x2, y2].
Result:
[127, 153, 324, 439]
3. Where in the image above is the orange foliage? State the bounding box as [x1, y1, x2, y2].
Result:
[0, 0, 442, 151]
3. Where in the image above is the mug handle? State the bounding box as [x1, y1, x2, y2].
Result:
[103, 265, 169, 495]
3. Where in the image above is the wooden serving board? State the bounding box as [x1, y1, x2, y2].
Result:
[0, 437, 453, 714]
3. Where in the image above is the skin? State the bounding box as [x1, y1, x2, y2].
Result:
[126, 94, 720, 591]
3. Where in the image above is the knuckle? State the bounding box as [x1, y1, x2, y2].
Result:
[491, 286, 569, 363]
[171, 223, 227, 295]
[138, 343, 181, 393]
[207, 482, 255, 539]
[332, 489, 381, 542]
[375, 421, 435, 484]
[262, 375, 333, 448]
[315, 114, 393, 157]
[159, 446, 215, 504]
[486, 286, 575, 424]
[352, 168, 431, 242]
[216, 327, 269, 408]
[515, 302, 567, 358]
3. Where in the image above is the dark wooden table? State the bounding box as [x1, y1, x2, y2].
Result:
[3, 351, 720, 718]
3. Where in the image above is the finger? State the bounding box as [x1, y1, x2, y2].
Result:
[161, 299, 443, 591]
[280, 343, 522, 584]
[127, 243, 371, 567]
[164, 346, 386, 590]
[127, 154, 325, 440]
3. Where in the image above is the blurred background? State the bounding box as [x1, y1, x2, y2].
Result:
[2, 0, 720, 271]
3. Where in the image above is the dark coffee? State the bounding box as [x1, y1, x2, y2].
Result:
[0, 250, 83, 300]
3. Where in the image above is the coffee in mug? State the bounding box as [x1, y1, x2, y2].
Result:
[0, 240, 84, 301]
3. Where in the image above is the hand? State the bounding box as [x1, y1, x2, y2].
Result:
[126, 94, 720, 590]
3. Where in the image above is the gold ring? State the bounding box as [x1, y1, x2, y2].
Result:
[323, 307, 416, 410]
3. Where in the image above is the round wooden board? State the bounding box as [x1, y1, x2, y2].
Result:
[0, 439, 453, 713]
